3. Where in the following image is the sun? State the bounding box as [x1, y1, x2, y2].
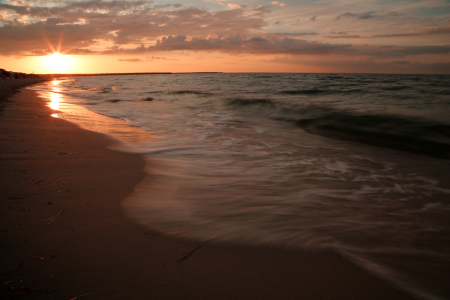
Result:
[42, 53, 74, 74]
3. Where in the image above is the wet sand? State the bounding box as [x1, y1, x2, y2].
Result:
[0, 81, 413, 299]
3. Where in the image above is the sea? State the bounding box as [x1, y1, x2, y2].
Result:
[30, 73, 450, 300]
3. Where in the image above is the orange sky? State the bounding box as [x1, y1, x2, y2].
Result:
[1, 0, 449, 74]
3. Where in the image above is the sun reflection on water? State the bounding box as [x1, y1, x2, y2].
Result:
[40, 78, 158, 143]
[49, 92, 62, 110]
[48, 80, 62, 112]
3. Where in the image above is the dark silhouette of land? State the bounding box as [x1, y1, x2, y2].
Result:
[44, 72, 222, 78]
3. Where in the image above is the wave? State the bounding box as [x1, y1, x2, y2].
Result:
[281, 88, 368, 95]
[295, 112, 450, 158]
[147, 91, 164, 94]
[225, 98, 275, 107]
[103, 97, 153, 102]
[225, 98, 450, 158]
[321, 75, 344, 80]
[254, 74, 274, 79]
[383, 86, 411, 91]
[136, 96, 154, 101]
[79, 87, 112, 93]
[171, 90, 212, 96]
[281, 89, 324, 95]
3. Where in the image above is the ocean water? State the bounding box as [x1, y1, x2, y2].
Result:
[31, 73, 450, 300]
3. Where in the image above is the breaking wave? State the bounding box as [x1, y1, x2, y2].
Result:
[225, 98, 450, 158]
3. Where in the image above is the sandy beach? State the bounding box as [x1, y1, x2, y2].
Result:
[0, 78, 49, 108]
[0, 80, 414, 299]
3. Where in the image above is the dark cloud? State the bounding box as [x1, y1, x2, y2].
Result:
[142, 35, 351, 55]
[373, 25, 450, 37]
[374, 33, 422, 37]
[321, 35, 361, 39]
[256, 32, 318, 37]
[331, 31, 351, 35]
[336, 11, 402, 21]
[352, 44, 450, 57]
[100, 35, 450, 58]
[336, 12, 375, 20]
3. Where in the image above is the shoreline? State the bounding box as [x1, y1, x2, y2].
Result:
[0, 78, 50, 105]
[0, 81, 414, 299]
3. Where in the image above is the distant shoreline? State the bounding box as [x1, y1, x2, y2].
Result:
[43, 72, 450, 77]
[40, 72, 223, 78]
[3, 72, 449, 79]
[0, 77, 50, 104]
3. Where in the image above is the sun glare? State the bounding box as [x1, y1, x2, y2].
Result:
[42, 53, 74, 74]
[49, 80, 62, 111]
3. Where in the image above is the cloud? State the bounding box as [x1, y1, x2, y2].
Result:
[0, 1, 154, 19]
[336, 11, 402, 21]
[350, 44, 450, 57]
[0, 21, 104, 55]
[146, 35, 351, 55]
[117, 55, 175, 62]
[271, 2, 285, 7]
[310, 16, 316, 21]
[257, 32, 318, 37]
[102, 34, 450, 59]
[321, 35, 361, 39]
[118, 58, 143, 62]
[336, 12, 374, 20]
[147, 55, 177, 60]
[373, 24, 450, 37]
[227, 4, 246, 10]
[321, 32, 361, 39]
[0, 0, 268, 55]
[392, 60, 410, 64]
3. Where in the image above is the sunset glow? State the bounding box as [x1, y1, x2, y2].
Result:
[42, 53, 74, 74]
[0, 0, 449, 74]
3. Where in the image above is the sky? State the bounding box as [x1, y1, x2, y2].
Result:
[0, 0, 449, 74]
